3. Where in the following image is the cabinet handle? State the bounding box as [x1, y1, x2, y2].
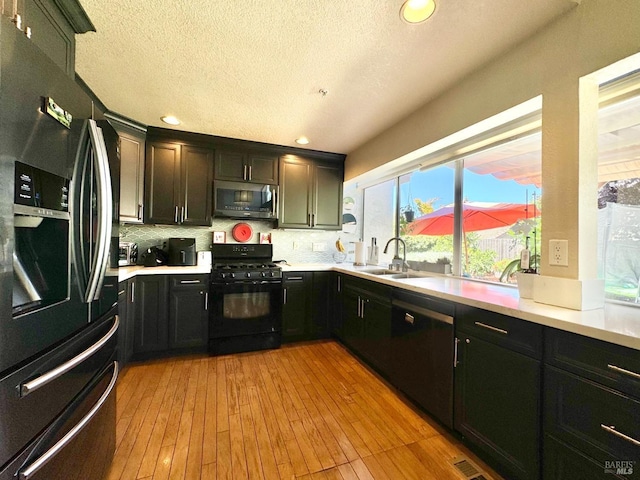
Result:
[204, 291, 209, 310]
[454, 337, 460, 367]
[283, 288, 287, 305]
[308, 213, 312, 227]
[180, 280, 201, 284]
[174, 206, 179, 223]
[138, 204, 143, 220]
[130, 283, 135, 303]
[243, 164, 248, 181]
[362, 298, 367, 318]
[357, 296, 361, 318]
[404, 313, 415, 325]
[607, 364, 640, 380]
[311, 213, 316, 227]
[601, 424, 640, 447]
[474, 321, 508, 335]
[181, 206, 185, 223]
[286, 276, 303, 281]
[118, 289, 126, 296]
[337, 276, 341, 293]
[248, 165, 252, 181]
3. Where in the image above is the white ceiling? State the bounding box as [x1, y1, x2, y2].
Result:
[75, 0, 576, 155]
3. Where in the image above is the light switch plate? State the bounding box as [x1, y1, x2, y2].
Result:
[549, 239, 568, 266]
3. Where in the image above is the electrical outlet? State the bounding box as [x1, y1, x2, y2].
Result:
[312, 242, 326, 252]
[549, 239, 569, 266]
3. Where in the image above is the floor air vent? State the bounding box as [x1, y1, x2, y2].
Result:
[450, 456, 492, 480]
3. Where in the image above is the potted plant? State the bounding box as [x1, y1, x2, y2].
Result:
[401, 205, 415, 222]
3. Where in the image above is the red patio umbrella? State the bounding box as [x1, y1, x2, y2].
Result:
[407, 202, 539, 271]
[407, 202, 538, 236]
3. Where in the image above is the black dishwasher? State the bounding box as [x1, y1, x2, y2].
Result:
[390, 289, 454, 428]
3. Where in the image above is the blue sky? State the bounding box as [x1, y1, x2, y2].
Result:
[400, 166, 541, 211]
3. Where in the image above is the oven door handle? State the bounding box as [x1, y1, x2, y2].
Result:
[18, 361, 119, 480]
[20, 316, 119, 397]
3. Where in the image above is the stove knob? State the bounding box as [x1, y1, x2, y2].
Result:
[261, 272, 267, 278]
[246, 272, 251, 278]
[219, 272, 226, 279]
[229, 273, 235, 279]
[270, 271, 276, 277]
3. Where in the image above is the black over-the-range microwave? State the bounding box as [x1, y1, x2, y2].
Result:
[213, 180, 278, 219]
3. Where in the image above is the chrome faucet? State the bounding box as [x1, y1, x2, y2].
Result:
[383, 237, 408, 272]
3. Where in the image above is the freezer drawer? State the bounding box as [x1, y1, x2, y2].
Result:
[0, 359, 117, 480]
[0, 309, 118, 468]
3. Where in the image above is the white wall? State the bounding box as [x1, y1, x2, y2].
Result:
[345, 0, 640, 305]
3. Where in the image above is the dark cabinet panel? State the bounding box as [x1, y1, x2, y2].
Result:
[313, 162, 343, 229]
[215, 150, 278, 184]
[168, 275, 209, 349]
[132, 276, 169, 354]
[145, 140, 213, 226]
[330, 273, 344, 337]
[310, 272, 331, 339]
[145, 142, 181, 224]
[341, 277, 392, 375]
[543, 435, 622, 480]
[454, 332, 541, 480]
[278, 155, 343, 230]
[282, 273, 310, 340]
[181, 145, 213, 225]
[279, 157, 312, 228]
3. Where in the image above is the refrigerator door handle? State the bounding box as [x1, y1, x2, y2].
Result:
[85, 121, 113, 302]
[18, 361, 119, 480]
[19, 316, 119, 397]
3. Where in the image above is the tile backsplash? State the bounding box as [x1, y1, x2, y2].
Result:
[121, 185, 364, 265]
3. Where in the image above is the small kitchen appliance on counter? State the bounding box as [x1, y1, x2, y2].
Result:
[167, 237, 197, 266]
[118, 241, 138, 266]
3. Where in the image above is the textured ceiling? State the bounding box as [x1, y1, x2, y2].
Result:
[75, 0, 576, 155]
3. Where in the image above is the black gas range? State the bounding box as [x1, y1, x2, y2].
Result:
[208, 244, 283, 355]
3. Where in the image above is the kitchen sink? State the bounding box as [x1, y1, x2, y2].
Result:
[360, 269, 427, 279]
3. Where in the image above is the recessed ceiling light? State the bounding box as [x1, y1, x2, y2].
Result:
[161, 115, 180, 125]
[400, 0, 436, 24]
[295, 136, 310, 145]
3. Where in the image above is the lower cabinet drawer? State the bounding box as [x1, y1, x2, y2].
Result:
[544, 365, 640, 468]
[543, 435, 630, 480]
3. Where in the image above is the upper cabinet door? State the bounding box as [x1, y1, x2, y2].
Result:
[118, 130, 145, 223]
[313, 162, 343, 230]
[278, 155, 313, 229]
[181, 145, 213, 226]
[214, 150, 245, 181]
[145, 141, 181, 224]
[214, 149, 278, 184]
[246, 153, 278, 184]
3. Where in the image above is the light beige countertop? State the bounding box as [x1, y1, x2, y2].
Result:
[121, 262, 640, 350]
[119, 265, 212, 282]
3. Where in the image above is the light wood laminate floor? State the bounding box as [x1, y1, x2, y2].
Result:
[107, 340, 501, 480]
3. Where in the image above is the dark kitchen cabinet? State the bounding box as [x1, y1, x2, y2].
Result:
[131, 275, 169, 354]
[330, 272, 345, 337]
[390, 289, 454, 428]
[341, 277, 392, 376]
[110, 116, 146, 223]
[215, 149, 278, 184]
[145, 140, 213, 226]
[309, 272, 331, 339]
[543, 329, 640, 479]
[1, 0, 94, 77]
[168, 275, 209, 349]
[278, 154, 343, 230]
[282, 271, 331, 341]
[454, 306, 543, 480]
[117, 281, 134, 368]
[282, 272, 310, 340]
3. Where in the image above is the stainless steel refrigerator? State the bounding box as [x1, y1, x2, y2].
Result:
[0, 14, 119, 480]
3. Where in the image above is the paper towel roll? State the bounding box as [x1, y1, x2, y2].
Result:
[354, 241, 366, 265]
